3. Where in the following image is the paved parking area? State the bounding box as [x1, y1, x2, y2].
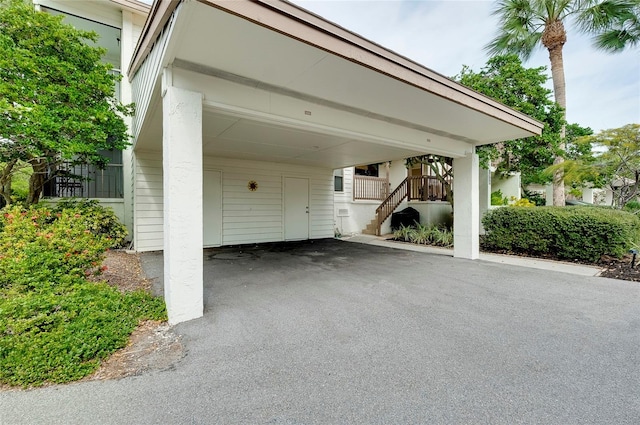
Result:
[2, 239, 639, 424]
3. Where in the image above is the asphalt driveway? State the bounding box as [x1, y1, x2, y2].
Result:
[2, 239, 639, 424]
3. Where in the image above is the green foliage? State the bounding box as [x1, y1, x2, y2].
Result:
[392, 223, 453, 247]
[0, 0, 133, 205]
[491, 189, 509, 206]
[486, 1, 639, 59]
[623, 200, 640, 215]
[511, 198, 536, 207]
[392, 223, 414, 242]
[50, 199, 128, 248]
[482, 206, 640, 262]
[523, 190, 547, 206]
[455, 55, 565, 185]
[0, 206, 110, 291]
[0, 284, 165, 387]
[0, 205, 166, 387]
[551, 124, 640, 209]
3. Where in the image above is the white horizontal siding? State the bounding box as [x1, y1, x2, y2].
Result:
[134, 151, 163, 251]
[133, 154, 334, 251]
[210, 157, 334, 245]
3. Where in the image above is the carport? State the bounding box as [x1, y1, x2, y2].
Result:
[128, 0, 543, 323]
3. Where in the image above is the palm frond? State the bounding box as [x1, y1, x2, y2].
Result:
[576, 0, 639, 32]
[487, 0, 546, 58]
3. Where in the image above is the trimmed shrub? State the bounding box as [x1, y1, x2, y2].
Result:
[50, 199, 128, 248]
[482, 206, 640, 262]
[0, 206, 110, 291]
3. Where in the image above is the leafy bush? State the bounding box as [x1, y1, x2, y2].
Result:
[511, 198, 536, 207]
[482, 206, 640, 262]
[0, 206, 109, 291]
[523, 190, 546, 206]
[491, 189, 509, 206]
[0, 205, 166, 387]
[624, 200, 640, 215]
[50, 199, 128, 248]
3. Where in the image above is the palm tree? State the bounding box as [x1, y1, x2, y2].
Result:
[486, 0, 639, 206]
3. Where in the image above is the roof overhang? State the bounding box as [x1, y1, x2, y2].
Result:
[129, 0, 543, 169]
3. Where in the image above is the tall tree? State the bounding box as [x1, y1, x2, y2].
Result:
[455, 55, 564, 189]
[0, 0, 132, 206]
[551, 124, 640, 208]
[486, 0, 640, 206]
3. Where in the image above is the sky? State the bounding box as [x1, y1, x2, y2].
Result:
[287, 0, 639, 133]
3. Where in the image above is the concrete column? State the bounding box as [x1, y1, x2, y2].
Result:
[162, 80, 203, 324]
[478, 167, 490, 234]
[453, 152, 479, 259]
[545, 184, 553, 206]
[121, 10, 135, 234]
[582, 188, 594, 204]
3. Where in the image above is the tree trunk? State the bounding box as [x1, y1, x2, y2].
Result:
[26, 159, 47, 206]
[0, 159, 17, 207]
[544, 20, 567, 206]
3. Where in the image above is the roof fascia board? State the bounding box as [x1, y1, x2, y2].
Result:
[109, 0, 151, 15]
[129, 0, 543, 136]
[129, 0, 180, 77]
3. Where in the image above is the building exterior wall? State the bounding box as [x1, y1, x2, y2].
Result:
[491, 172, 521, 201]
[34, 0, 148, 238]
[133, 152, 334, 251]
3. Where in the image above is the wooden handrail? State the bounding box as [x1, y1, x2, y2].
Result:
[374, 177, 408, 235]
[353, 175, 389, 201]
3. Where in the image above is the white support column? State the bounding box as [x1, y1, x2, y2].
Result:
[478, 167, 490, 234]
[582, 188, 595, 204]
[121, 10, 135, 235]
[162, 74, 203, 324]
[453, 151, 479, 259]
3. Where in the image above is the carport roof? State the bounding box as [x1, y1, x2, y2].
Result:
[129, 0, 543, 167]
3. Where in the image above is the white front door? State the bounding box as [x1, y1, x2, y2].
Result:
[203, 170, 222, 247]
[284, 177, 309, 240]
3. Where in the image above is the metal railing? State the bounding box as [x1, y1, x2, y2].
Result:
[45, 162, 124, 199]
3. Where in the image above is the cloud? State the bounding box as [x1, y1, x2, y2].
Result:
[293, 0, 640, 132]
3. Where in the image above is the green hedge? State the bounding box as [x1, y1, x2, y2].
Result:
[482, 206, 640, 262]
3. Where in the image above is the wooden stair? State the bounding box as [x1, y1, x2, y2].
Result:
[371, 177, 409, 235]
[361, 218, 378, 235]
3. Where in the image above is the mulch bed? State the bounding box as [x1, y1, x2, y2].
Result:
[598, 254, 640, 282]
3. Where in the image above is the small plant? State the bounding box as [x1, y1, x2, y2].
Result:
[393, 223, 415, 242]
[511, 198, 536, 207]
[432, 226, 454, 247]
[491, 189, 509, 206]
[409, 223, 431, 244]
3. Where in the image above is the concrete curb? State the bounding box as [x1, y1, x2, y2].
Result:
[341, 234, 603, 277]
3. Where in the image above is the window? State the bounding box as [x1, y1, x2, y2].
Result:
[44, 150, 124, 199]
[333, 169, 344, 192]
[354, 164, 379, 177]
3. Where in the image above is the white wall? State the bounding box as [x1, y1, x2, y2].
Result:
[133, 152, 334, 251]
[134, 151, 164, 251]
[491, 172, 521, 201]
[388, 159, 407, 188]
[410, 202, 453, 228]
